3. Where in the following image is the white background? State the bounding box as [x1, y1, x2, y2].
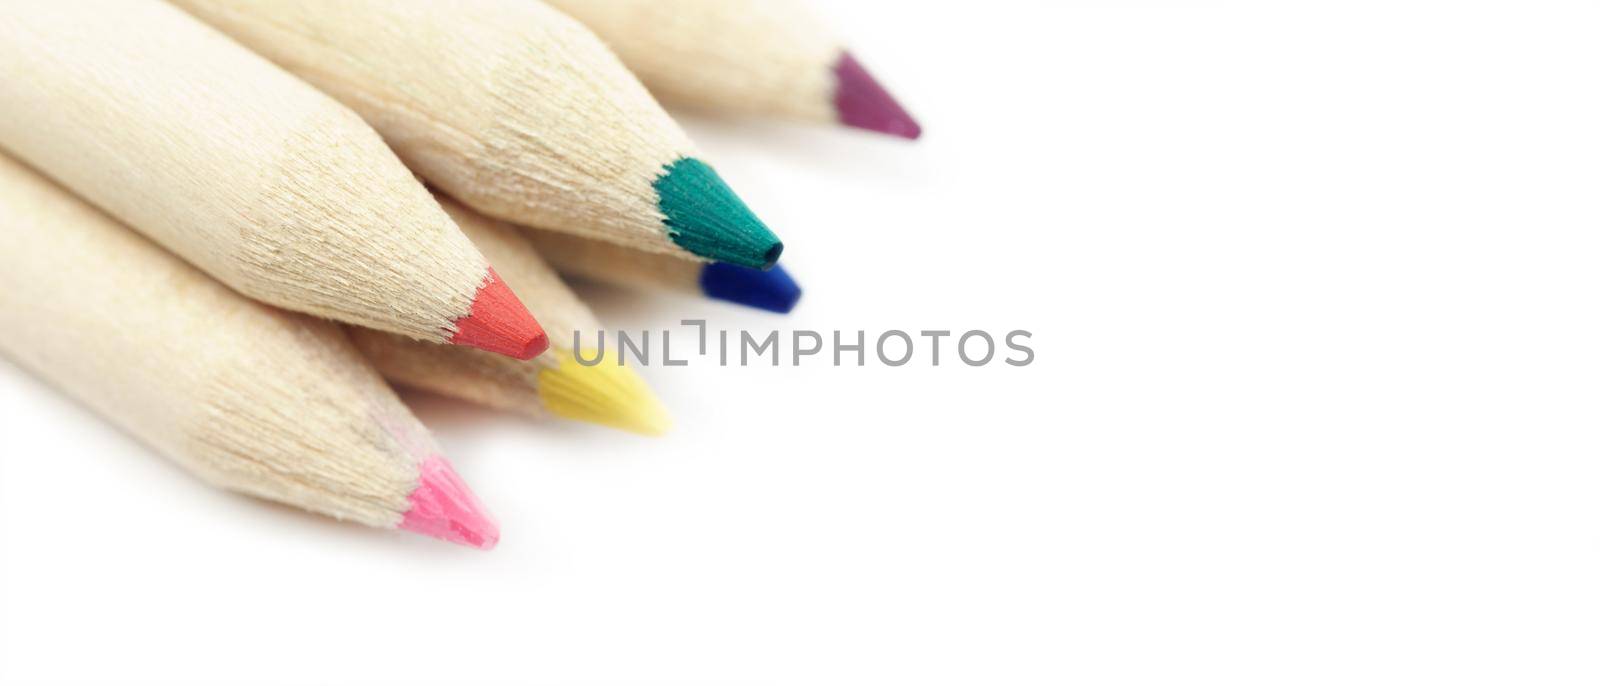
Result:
[5, 0, 1600, 683]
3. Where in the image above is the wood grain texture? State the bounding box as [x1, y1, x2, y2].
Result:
[172, 0, 697, 257]
[352, 197, 598, 417]
[351, 196, 669, 436]
[521, 226, 705, 296]
[0, 0, 490, 343]
[0, 153, 439, 529]
[545, 0, 841, 122]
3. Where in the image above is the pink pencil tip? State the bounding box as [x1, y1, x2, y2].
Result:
[399, 455, 500, 550]
[833, 51, 922, 140]
[451, 268, 549, 360]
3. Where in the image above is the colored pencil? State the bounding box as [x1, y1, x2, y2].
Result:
[0, 0, 546, 360]
[351, 196, 672, 436]
[0, 153, 499, 549]
[544, 0, 922, 140]
[173, 0, 785, 270]
[524, 228, 803, 314]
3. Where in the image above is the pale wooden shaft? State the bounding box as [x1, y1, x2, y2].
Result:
[174, 0, 696, 256]
[523, 226, 704, 296]
[0, 153, 435, 527]
[0, 0, 487, 342]
[351, 197, 602, 415]
[544, 0, 840, 121]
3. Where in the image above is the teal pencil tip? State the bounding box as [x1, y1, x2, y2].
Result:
[654, 158, 783, 269]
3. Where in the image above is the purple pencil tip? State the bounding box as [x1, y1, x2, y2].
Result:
[832, 51, 922, 140]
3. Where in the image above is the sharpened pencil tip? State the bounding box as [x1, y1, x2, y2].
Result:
[700, 262, 802, 314]
[399, 455, 500, 550]
[451, 268, 549, 360]
[654, 158, 783, 269]
[833, 51, 922, 140]
[539, 348, 672, 436]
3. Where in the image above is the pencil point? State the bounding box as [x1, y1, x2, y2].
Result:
[399, 456, 500, 550]
[833, 51, 922, 140]
[451, 268, 549, 360]
[654, 157, 783, 269]
[539, 348, 672, 436]
[700, 262, 802, 313]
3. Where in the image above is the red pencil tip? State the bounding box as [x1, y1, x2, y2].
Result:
[399, 455, 500, 550]
[833, 51, 922, 140]
[450, 268, 548, 360]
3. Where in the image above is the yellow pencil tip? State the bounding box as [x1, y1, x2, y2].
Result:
[538, 348, 672, 436]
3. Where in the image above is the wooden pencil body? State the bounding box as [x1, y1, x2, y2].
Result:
[523, 227, 704, 296]
[0, 0, 489, 343]
[351, 198, 600, 417]
[0, 154, 435, 527]
[351, 195, 669, 435]
[173, 0, 697, 257]
[544, 0, 840, 122]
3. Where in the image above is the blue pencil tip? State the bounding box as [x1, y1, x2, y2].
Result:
[699, 262, 802, 314]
